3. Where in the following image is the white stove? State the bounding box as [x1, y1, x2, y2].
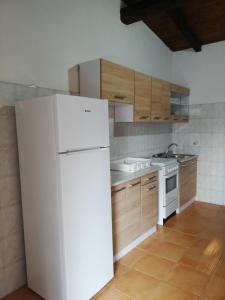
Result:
[151, 157, 179, 225]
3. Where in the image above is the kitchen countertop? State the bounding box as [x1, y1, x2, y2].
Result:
[111, 166, 161, 187]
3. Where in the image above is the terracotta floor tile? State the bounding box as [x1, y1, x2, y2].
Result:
[148, 282, 199, 300]
[114, 262, 130, 277]
[214, 253, 225, 280]
[138, 238, 186, 262]
[118, 248, 145, 267]
[153, 227, 197, 248]
[166, 263, 209, 296]
[4, 202, 225, 300]
[133, 253, 175, 280]
[203, 275, 225, 300]
[180, 238, 224, 274]
[2, 287, 43, 300]
[112, 269, 159, 300]
[93, 286, 131, 300]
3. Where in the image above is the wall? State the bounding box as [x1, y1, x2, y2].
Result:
[172, 41, 225, 206]
[110, 117, 172, 160]
[172, 41, 225, 104]
[173, 103, 225, 206]
[0, 105, 26, 298]
[0, 0, 172, 92]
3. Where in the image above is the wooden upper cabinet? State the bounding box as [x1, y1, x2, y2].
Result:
[151, 77, 170, 121]
[162, 80, 171, 120]
[134, 72, 151, 122]
[101, 59, 134, 104]
[171, 84, 190, 96]
[171, 83, 190, 123]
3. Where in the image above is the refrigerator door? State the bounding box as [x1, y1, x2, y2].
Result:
[55, 95, 109, 153]
[59, 147, 113, 300]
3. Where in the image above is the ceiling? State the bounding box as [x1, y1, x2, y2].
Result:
[121, 0, 225, 52]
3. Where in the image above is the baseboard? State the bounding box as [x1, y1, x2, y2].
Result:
[176, 197, 195, 214]
[113, 226, 157, 262]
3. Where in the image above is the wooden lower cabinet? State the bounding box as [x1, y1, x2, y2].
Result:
[140, 180, 158, 234]
[179, 158, 197, 207]
[112, 179, 141, 254]
[112, 172, 158, 255]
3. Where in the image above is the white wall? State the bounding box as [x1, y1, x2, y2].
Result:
[172, 41, 225, 104]
[0, 0, 172, 91]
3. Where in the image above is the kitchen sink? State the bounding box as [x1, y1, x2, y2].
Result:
[153, 153, 196, 162]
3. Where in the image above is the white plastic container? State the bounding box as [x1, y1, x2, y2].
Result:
[110, 157, 152, 173]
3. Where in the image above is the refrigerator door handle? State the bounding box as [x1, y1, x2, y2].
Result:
[58, 146, 109, 155]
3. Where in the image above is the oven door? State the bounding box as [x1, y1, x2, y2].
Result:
[164, 171, 178, 206]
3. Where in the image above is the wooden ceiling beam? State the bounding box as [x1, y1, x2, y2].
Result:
[166, 1, 202, 52]
[121, 0, 202, 52]
[120, 0, 185, 25]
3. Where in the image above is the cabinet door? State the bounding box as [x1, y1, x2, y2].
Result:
[179, 162, 190, 206]
[141, 182, 158, 234]
[188, 159, 197, 200]
[101, 59, 134, 104]
[151, 78, 170, 121]
[134, 72, 151, 122]
[112, 180, 141, 254]
[162, 80, 171, 121]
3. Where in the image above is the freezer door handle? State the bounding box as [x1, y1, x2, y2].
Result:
[59, 146, 109, 154]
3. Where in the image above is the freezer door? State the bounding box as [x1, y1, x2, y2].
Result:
[55, 95, 109, 153]
[59, 147, 113, 300]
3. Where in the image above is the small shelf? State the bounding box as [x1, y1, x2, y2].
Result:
[170, 86, 190, 122]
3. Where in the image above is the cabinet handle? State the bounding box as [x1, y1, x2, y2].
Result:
[128, 182, 140, 188]
[113, 95, 127, 100]
[146, 186, 157, 191]
[153, 116, 161, 120]
[146, 176, 156, 181]
[112, 187, 126, 193]
[139, 116, 149, 120]
[181, 164, 188, 167]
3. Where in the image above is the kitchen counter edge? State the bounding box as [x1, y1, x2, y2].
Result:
[111, 166, 161, 187]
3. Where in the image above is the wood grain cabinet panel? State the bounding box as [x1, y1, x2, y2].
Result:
[101, 59, 135, 104]
[134, 72, 151, 122]
[151, 77, 170, 122]
[112, 180, 141, 254]
[140, 181, 158, 234]
[112, 172, 159, 255]
[179, 159, 197, 207]
[162, 80, 171, 121]
[171, 84, 190, 96]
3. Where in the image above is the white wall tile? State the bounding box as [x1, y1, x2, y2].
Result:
[173, 102, 225, 206]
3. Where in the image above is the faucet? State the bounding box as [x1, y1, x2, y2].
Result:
[166, 143, 178, 157]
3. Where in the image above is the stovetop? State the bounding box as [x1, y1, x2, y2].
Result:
[151, 157, 177, 167]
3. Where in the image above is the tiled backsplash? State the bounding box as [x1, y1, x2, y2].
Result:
[0, 106, 26, 298]
[173, 103, 225, 206]
[110, 119, 172, 160]
[0, 82, 68, 298]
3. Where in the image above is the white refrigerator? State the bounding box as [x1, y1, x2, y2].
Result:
[16, 95, 114, 300]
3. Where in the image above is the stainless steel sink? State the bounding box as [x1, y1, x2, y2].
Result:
[153, 153, 196, 162]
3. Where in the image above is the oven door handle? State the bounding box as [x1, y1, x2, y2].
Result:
[164, 171, 178, 179]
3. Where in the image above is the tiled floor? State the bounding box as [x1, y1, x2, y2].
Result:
[3, 201, 225, 300]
